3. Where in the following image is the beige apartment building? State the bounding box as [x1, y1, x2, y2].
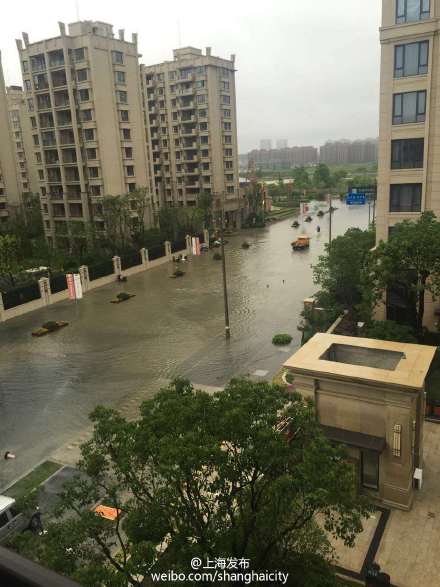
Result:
[16, 21, 152, 247]
[285, 333, 436, 510]
[376, 1, 440, 327]
[142, 47, 242, 227]
[0, 54, 21, 222]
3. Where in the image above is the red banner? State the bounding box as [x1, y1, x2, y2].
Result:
[66, 273, 76, 300]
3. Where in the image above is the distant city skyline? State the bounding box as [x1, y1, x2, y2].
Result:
[0, 0, 381, 152]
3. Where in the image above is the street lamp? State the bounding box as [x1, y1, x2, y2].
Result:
[215, 192, 231, 339]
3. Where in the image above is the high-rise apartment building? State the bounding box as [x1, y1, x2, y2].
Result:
[276, 139, 288, 149]
[16, 21, 152, 247]
[0, 54, 21, 222]
[142, 47, 241, 226]
[376, 0, 437, 327]
[319, 139, 378, 165]
[259, 139, 272, 150]
[248, 145, 318, 169]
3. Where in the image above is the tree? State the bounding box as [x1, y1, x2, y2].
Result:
[364, 320, 417, 343]
[369, 212, 440, 332]
[197, 192, 213, 229]
[313, 227, 375, 317]
[0, 234, 21, 287]
[101, 195, 131, 253]
[313, 164, 332, 189]
[12, 379, 370, 586]
[127, 188, 152, 245]
[293, 166, 311, 190]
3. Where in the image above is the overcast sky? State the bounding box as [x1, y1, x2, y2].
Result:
[0, 0, 381, 152]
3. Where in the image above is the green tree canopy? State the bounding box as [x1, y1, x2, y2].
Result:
[313, 164, 332, 188]
[0, 234, 21, 287]
[370, 212, 440, 332]
[293, 166, 311, 190]
[313, 227, 376, 317]
[12, 379, 370, 586]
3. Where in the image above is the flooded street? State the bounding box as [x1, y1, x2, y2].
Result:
[0, 200, 368, 488]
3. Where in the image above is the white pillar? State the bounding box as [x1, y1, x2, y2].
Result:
[185, 234, 192, 255]
[165, 241, 172, 260]
[140, 247, 149, 268]
[38, 277, 51, 305]
[112, 256, 122, 275]
[203, 228, 210, 248]
[79, 265, 89, 292]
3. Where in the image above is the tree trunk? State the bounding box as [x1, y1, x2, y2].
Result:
[417, 274, 428, 334]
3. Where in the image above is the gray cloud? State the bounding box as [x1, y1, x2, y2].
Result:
[0, 0, 381, 152]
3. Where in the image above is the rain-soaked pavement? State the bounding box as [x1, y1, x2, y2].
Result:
[0, 200, 368, 488]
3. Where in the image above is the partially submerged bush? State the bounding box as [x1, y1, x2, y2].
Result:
[42, 321, 58, 332]
[272, 334, 293, 346]
[116, 292, 131, 301]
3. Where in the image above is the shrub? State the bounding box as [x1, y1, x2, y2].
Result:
[241, 241, 250, 249]
[42, 321, 58, 332]
[116, 292, 131, 301]
[272, 333, 293, 346]
[173, 269, 185, 277]
[213, 253, 222, 261]
[364, 320, 417, 343]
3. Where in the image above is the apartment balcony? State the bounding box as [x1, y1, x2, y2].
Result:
[65, 186, 82, 199]
[182, 142, 197, 150]
[146, 79, 156, 87]
[54, 91, 70, 108]
[180, 128, 197, 137]
[186, 167, 200, 175]
[178, 87, 195, 96]
[149, 106, 156, 114]
[180, 115, 196, 123]
[51, 70, 67, 88]
[178, 101, 194, 110]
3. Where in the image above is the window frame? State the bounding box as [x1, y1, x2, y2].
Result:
[394, 41, 429, 78]
[389, 183, 422, 212]
[396, 0, 430, 24]
[391, 138, 424, 169]
[393, 90, 426, 125]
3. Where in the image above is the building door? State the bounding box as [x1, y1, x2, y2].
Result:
[361, 450, 379, 490]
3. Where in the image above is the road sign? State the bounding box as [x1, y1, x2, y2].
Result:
[346, 192, 366, 205]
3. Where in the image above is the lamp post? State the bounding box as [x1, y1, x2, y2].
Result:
[216, 192, 231, 339]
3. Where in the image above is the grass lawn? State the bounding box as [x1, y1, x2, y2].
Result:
[6, 460, 62, 500]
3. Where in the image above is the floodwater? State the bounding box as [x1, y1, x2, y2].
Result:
[0, 200, 368, 488]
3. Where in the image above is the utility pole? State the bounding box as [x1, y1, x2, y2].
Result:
[328, 194, 332, 249]
[218, 192, 230, 339]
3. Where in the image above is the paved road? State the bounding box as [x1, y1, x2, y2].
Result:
[0, 201, 368, 488]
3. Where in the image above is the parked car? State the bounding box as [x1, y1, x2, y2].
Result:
[0, 495, 41, 543]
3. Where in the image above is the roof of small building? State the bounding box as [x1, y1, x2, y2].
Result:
[284, 333, 436, 392]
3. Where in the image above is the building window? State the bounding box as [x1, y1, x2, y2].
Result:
[361, 451, 379, 490]
[88, 167, 99, 178]
[196, 95, 206, 104]
[112, 51, 124, 65]
[125, 147, 133, 159]
[225, 160, 233, 169]
[126, 165, 135, 176]
[227, 186, 234, 194]
[38, 169, 44, 180]
[390, 183, 422, 212]
[223, 109, 231, 118]
[77, 69, 88, 82]
[196, 80, 205, 89]
[391, 138, 424, 169]
[27, 98, 34, 112]
[122, 128, 131, 140]
[199, 109, 207, 118]
[200, 122, 208, 131]
[226, 174, 234, 182]
[86, 148, 97, 160]
[224, 148, 233, 157]
[168, 71, 176, 80]
[74, 47, 86, 62]
[119, 111, 129, 123]
[24, 79, 32, 91]
[221, 81, 230, 90]
[79, 88, 90, 102]
[396, 0, 430, 23]
[128, 182, 136, 192]
[115, 70, 126, 84]
[196, 66, 206, 76]
[80, 109, 93, 122]
[393, 91, 426, 124]
[116, 90, 127, 104]
[224, 135, 232, 144]
[223, 122, 232, 131]
[394, 41, 428, 78]
[221, 94, 231, 104]
[22, 60, 29, 73]
[83, 128, 94, 141]
[90, 185, 101, 196]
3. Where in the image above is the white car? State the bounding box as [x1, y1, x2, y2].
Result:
[0, 495, 29, 542]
